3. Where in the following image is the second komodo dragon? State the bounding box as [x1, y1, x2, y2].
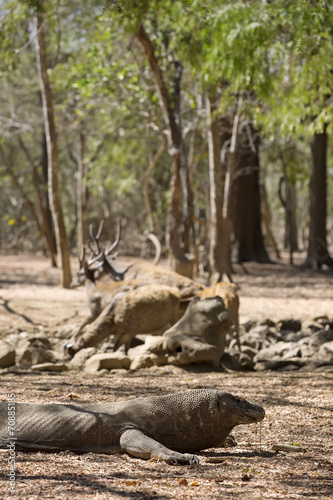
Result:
[0, 389, 265, 464]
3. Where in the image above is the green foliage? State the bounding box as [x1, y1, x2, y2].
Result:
[0, 0, 332, 252]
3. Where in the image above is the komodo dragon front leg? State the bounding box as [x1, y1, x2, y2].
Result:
[119, 429, 199, 465]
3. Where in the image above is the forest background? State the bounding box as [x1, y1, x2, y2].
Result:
[0, 0, 333, 287]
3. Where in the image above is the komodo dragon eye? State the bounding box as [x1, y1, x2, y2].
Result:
[233, 396, 246, 403]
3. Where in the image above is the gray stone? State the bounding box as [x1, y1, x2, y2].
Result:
[15, 333, 58, 367]
[220, 351, 242, 371]
[31, 363, 69, 372]
[84, 353, 131, 373]
[254, 357, 305, 371]
[309, 329, 333, 347]
[318, 341, 333, 364]
[240, 345, 258, 360]
[314, 316, 333, 329]
[248, 325, 271, 337]
[239, 333, 271, 352]
[281, 345, 302, 360]
[240, 318, 256, 332]
[302, 320, 325, 335]
[278, 319, 302, 333]
[299, 344, 317, 359]
[130, 353, 168, 370]
[0, 342, 15, 368]
[253, 341, 295, 363]
[259, 319, 276, 328]
[69, 347, 98, 369]
[238, 352, 255, 370]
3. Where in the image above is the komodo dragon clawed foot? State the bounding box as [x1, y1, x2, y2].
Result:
[119, 429, 199, 465]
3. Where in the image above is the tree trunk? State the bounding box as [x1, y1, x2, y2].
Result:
[285, 183, 299, 254]
[40, 131, 57, 259]
[261, 181, 281, 259]
[76, 124, 85, 251]
[136, 24, 194, 276]
[35, 3, 72, 287]
[17, 136, 57, 267]
[304, 128, 333, 268]
[206, 94, 232, 282]
[144, 135, 166, 233]
[231, 120, 270, 263]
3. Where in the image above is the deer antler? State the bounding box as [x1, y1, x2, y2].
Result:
[88, 220, 104, 255]
[105, 218, 121, 257]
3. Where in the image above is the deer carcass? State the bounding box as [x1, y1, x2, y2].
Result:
[68, 283, 181, 355]
[198, 283, 240, 349]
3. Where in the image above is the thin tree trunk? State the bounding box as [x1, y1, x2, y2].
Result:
[206, 94, 232, 282]
[17, 136, 57, 266]
[144, 136, 166, 232]
[261, 181, 281, 259]
[40, 131, 57, 258]
[136, 24, 194, 275]
[76, 124, 85, 251]
[287, 183, 299, 253]
[35, 2, 72, 287]
[304, 128, 333, 268]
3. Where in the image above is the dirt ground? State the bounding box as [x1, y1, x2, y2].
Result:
[0, 254, 332, 499]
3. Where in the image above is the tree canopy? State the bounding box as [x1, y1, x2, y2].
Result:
[0, 0, 332, 278]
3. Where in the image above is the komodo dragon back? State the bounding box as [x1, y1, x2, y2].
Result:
[0, 389, 265, 465]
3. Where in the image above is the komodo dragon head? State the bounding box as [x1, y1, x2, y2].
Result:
[216, 392, 265, 425]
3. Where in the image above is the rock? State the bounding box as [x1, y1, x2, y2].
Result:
[240, 318, 257, 332]
[17, 346, 58, 367]
[314, 315, 333, 329]
[239, 333, 270, 352]
[281, 344, 302, 360]
[253, 341, 295, 363]
[248, 325, 271, 337]
[282, 331, 306, 342]
[317, 341, 333, 364]
[299, 344, 317, 359]
[0, 342, 15, 368]
[302, 320, 325, 335]
[16, 333, 58, 367]
[220, 351, 242, 371]
[259, 318, 276, 327]
[308, 329, 333, 347]
[278, 319, 302, 333]
[238, 352, 255, 370]
[240, 345, 258, 360]
[254, 357, 305, 371]
[84, 353, 131, 374]
[31, 363, 69, 372]
[69, 347, 98, 369]
[130, 353, 168, 370]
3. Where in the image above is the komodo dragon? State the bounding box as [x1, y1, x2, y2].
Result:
[0, 389, 265, 464]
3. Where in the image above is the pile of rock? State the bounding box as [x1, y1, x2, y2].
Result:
[223, 316, 333, 372]
[1, 315, 332, 374]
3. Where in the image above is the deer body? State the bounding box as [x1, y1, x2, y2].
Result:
[71, 284, 181, 354]
[119, 260, 204, 299]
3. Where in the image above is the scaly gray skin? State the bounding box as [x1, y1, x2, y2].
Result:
[0, 390, 265, 465]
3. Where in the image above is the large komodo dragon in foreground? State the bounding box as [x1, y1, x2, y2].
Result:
[0, 390, 265, 464]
